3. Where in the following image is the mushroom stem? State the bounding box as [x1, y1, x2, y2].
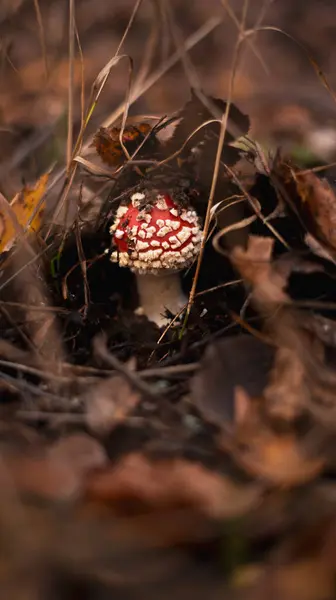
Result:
[135, 272, 187, 327]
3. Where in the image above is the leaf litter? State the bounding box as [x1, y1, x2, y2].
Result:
[3, 10, 336, 600]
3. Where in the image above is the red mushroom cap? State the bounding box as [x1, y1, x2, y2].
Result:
[110, 192, 203, 274]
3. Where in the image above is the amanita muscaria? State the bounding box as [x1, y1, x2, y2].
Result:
[110, 190, 203, 326]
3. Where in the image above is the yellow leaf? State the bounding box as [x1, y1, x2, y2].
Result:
[0, 173, 49, 254]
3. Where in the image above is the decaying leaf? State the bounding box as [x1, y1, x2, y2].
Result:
[190, 335, 275, 425]
[230, 235, 289, 310]
[93, 122, 156, 167]
[234, 557, 335, 600]
[0, 173, 48, 254]
[269, 159, 336, 261]
[222, 388, 325, 487]
[0, 434, 106, 502]
[168, 90, 250, 153]
[294, 170, 336, 254]
[264, 344, 309, 421]
[230, 235, 326, 421]
[86, 375, 141, 434]
[86, 453, 261, 520]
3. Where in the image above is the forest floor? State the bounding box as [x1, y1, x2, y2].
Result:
[1, 1, 336, 599]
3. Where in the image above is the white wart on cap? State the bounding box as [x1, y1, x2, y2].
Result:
[110, 191, 203, 274]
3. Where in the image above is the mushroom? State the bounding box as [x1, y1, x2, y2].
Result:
[110, 190, 203, 327]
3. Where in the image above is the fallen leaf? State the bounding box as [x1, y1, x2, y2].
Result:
[168, 90, 250, 154]
[86, 453, 261, 520]
[234, 558, 335, 600]
[190, 335, 275, 425]
[269, 159, 336, 262]
[48, 433, 107, 474]
[86, 376, 141, 434]
[295, 171, 336, 255]
[222, 388, 325, 487]
[230, 235, 289, 310]
[93, 122, 156, 167]
[229, 235, 327, 421]
[0, 435, 107, 502]
[0, 173, 48, 254]
[264, 346, 308, 421]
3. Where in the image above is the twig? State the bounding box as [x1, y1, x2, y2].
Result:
[93, 334, 159, 398]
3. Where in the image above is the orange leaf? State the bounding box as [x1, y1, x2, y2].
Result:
[0, 173, 49, 254]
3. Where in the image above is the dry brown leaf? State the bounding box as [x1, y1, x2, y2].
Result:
[230, 235, 325, 421]
[264, 346, 308, 421]
[234, 558, 335, 600]
[0, 435, 107, 502]
[230, 235, 289, 310]
[270, 161, 336, 262]
[48, 434, 107, 474]
[86, 376, 141, 434]
[0, 173, 48, 254]
[295, 171, 336, 255]
[190, 335, 274, 426]
[224, 388, 324, 487]
[85, 453, 261, 520]
[233, 433, 324, 487]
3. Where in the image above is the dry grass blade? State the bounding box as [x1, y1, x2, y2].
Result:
[164, 0, 203, 91]
[33, 0, 48, 80]
[46, 15, 223, 198]
[212, 214, 257, 255]
[74, 216, 90, 317]
[45, 0, 144, 239]
[67, 0, 76, 171]
[134, 1, 159, 89]
[220, 0, 269, 75]
[184, 5, 248, 325]
[225, 164, 290, 249]
[155, 280, 242, 345]
[0, 194, 63, 367]
[73, 155, 115, 178]
[148, 118, 221, 171]
[45, 53, 133, 238]
[249, 26, 336, 104]
[75, 24, 85, 129]
[99, 16, 223, 131]
[3, 244, 65, 372]
[0, 243, 51, 294]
